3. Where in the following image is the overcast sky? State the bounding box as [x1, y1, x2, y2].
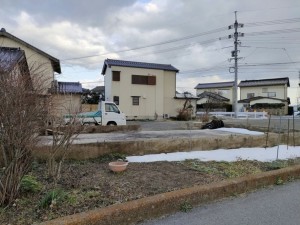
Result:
[1, 0, 300, 104]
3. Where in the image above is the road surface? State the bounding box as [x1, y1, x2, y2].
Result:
[140, 180, 300, 225]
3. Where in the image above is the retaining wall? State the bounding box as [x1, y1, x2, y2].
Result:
[33, 132, 300, 162]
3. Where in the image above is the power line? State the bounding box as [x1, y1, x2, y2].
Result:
[245, 17, 300, 27]
[61, 27, 228, 61]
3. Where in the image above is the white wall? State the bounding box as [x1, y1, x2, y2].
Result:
[240, 85, 288, 100]
[103, 65, 177, 119]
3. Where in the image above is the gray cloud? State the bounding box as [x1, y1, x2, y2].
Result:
[1, 0, 300, 102]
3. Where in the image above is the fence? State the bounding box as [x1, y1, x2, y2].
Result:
[196, 111, 268, 119]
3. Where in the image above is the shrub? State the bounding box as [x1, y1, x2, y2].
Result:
[20, 175, 42, 193]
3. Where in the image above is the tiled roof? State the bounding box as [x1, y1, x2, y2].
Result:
[197, 91, 230, 102]
[0, 47, 26, 72]
[91, 86, 105, 93]
[0, 28, 61, 74]
[238, 77, 290, 87]
[175, 92, 199, 99]
[194, 81, 234, 89]
[56, 81, 82, 94]
[101, 59, 179, 74]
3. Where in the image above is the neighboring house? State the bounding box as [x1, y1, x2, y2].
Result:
[101, 59, 179, 120]
[0, 28, 61, 93]
[194, 81, 234, 112]
[0, 28, 80, 117]
[238, 77, 290, 115]
[91, 85, 105, 101]
[0, 47, 29, 77]
[197, 91, 231, 112]
[174, 91, 199, 118]
[50, 81, 83, 116]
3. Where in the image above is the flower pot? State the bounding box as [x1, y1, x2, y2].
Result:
[108, 161, 128, 172]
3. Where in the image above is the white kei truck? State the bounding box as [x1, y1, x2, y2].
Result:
[64, 101, 126, 126]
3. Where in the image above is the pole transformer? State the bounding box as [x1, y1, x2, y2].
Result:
[228, 11, 244, 118]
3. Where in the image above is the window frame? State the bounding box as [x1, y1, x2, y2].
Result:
[132, 75, 156, 85]
[247, 93, 255, 98]
[131, 96, 140, 105]
[112, 71, 120, 81]
[113, 96, 119, 105]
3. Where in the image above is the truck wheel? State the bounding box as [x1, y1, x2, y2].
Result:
[107, 122, 117, 126]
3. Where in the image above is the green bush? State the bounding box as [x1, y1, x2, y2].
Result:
[20, 175, 42, 193]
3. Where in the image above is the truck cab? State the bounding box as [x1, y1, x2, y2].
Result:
[100, 101, 126, 125]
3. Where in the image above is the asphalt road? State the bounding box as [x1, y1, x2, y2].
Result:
[140, 180, 300, 225]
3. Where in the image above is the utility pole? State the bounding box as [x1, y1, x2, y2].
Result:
[228, 11, 244, 118]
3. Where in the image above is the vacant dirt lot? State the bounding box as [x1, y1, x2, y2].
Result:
[1, 155, 299, 225]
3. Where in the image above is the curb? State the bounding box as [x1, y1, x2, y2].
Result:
[40, 165, 300, 225]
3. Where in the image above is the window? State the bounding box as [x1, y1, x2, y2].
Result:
[267, 92, 276, 97]
[132, 96, 140, 105]
[105, 103, 119, 113]
[247, 93, 255, 98]
[132, 75, 156, 85]
[113, 96, 119, 105]
[112, 71, 120, 81]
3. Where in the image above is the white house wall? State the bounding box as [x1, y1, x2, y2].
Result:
[240, 85, 287, 100]
[104, 66, 177, 120]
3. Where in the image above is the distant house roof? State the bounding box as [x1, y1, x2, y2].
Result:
[238, 96, 287, 103]
[194, 81, 234, 89]
[56, 81, 82, 94]
[238, 77, 290, 87]
[91, 86, 105, 93]
[0, 28, 61, 74]
[175, 92, 199, 99]
[0, 47, 27, 73]
[197, 91, 230, 102]
[101, 59, 179, 75]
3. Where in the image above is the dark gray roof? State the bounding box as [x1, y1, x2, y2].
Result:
[56, 81, 82, 94]
[0, 47, 27, 72]
[0, 28, 61, 74]
[238, 77, 290, 87]
[175, 92, 199, 99]
[197, 91, 230, 102]
[101, 59, 179, 74]
[194, 81, 234, 89]
[91, 86, 105, 93]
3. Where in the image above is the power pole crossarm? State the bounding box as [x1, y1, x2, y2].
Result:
[228, 11, 244, 118]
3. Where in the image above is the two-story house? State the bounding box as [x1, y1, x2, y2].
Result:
[194, 81, 234, 112]
[238, 77, 290, 115]
[101, 59, 181, 120]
